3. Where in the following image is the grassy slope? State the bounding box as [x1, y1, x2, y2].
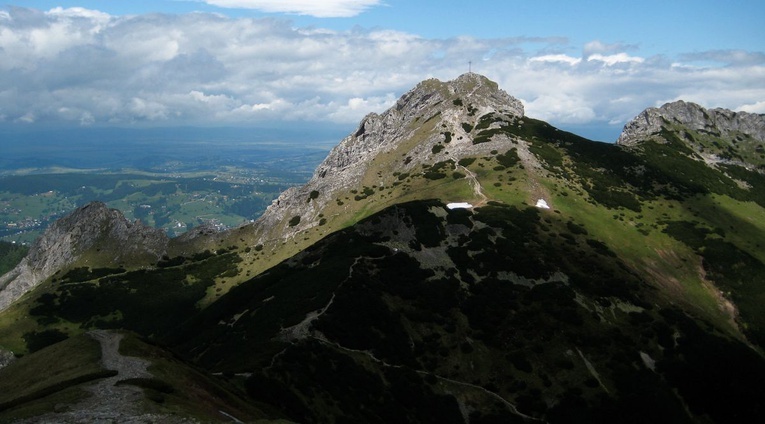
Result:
[454, 124, 747, 340]
[116, 333, 280, 422]
[0, 333, 113, 421]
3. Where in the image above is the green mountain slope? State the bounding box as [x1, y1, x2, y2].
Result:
[0, 74, 764, 422]
[0, 330, 282, 422]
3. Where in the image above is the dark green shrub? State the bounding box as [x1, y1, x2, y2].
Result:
[0, 241, 28, 276]
[458, 158, 476, 167]
[496, 149, 520, 167]
[423, 171, 446, 180]
[23, 329, 68, 353]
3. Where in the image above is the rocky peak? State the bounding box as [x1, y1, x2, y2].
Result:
[320, 73, 523, 171]
[617, 100, 765, 146]
[253, 73, 524, 237]
[0, 202, 168, 312]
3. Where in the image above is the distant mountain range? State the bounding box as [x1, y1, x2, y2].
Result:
[1, 73, 764, 423]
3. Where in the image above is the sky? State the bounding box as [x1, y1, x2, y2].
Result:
[1, 0, 764, 142]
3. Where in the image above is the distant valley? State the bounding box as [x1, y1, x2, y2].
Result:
[1, 127, 342, 243]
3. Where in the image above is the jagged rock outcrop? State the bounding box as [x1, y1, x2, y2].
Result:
[0, 202, 168, 312]
[617, 100, 765, 146]
[253, 73, 525, 238]
[0, 348, 14, 369]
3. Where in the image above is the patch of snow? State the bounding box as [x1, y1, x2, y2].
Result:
[639, 351, 656, 371]
[447, 202, 473, 209]
[535, 199, 550, 209]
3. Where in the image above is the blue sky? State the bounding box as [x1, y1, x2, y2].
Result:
[16, 0, 764, 55]
[2, 0, 764, 141]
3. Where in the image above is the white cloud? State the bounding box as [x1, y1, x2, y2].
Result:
[47, 6, 111, 24]
[328, 94, 397, 121]
[0, 6, 762, 138]
[129, 97, 169, 121]
[739, 101, 765, 114]
[16, 112, 36, 124]
[201, 0, 382, 17]
[529, 54, 581, 66]
[587, 53, 644, 66]
[523, 94, 596, 124]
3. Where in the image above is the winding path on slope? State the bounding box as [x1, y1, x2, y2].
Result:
[79, 330, 152, 415]
[16, 330, 195, 424]
[452, 156, 489, 208]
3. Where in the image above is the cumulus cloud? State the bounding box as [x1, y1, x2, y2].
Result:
[739, 101, 765, 114]
[0, 6, 763, 141]
[529, 54, 581, 66]
[201, 0, 382, 17]
[586, 53, 644, 66]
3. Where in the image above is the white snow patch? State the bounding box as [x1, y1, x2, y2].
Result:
[535, 199, 550, 209]
[639, 351, 656, 371]
[447, 202, 473, 209]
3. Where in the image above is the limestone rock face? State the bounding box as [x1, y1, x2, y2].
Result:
[0, 202, 168, 312]
[254, 73, 525, 238]
[617, 100, 765, 146]
[0, 348, 14, 369]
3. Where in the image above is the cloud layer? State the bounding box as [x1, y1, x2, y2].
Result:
[201, 0, 382, 17]
[1, 7, 763, 140]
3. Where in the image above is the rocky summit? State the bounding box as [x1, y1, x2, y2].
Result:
[0, 202, 168, 312]
[254, 73, 526, 239]
[617, 100, 765, 146]
[1, 74, 765, 423]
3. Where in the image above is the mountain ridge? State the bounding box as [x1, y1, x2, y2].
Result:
[1, 73, 762, 321]
[617, 100, 765, 147]
[253, 73, 525, 238]
[1, 74, 765, 423]
[2, 74, 762, 320]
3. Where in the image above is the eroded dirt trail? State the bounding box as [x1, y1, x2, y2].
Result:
[459, 162, 489, 208]
[15, 330, 195, 424]
[75, 330, 152, 417]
